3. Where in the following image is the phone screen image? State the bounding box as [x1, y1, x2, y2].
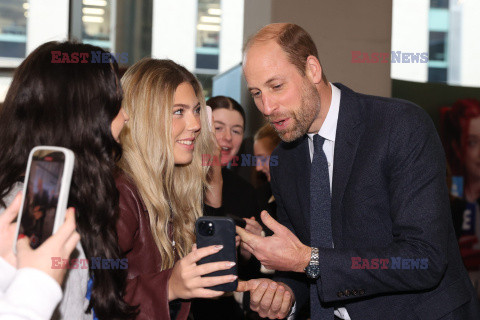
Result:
[19, 151, 65, 249]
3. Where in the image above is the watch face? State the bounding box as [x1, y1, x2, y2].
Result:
[306, 265, 321, 279]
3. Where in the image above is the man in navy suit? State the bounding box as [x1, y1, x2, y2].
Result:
[236, 23, 480, 320]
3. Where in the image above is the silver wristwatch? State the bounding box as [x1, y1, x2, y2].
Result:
[304, 247, 321, 279]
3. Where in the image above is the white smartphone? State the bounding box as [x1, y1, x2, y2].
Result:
[13, 146, 75, 252]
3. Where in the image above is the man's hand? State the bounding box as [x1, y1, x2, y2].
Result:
[237, 278, 294, 319]
[240, 217, 263, 260]
[236, 210, 310, 272]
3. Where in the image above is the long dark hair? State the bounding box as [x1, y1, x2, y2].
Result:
[0, 41, 137, 319]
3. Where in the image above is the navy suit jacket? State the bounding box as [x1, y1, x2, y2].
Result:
[270, 83, 480, 319]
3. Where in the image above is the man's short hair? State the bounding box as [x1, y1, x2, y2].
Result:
[244, 23, 327, 82]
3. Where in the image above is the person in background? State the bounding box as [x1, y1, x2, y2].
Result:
[0, 194, 80, 320]
[442, 98, 480, 298]
[0, 41, 137, 320]
[191, 96, 263, 320]
[116, 58, 235, 320]
[253, 123, 281, 227]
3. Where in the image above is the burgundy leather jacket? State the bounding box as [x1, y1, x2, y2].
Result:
[115, 171, 190, 320]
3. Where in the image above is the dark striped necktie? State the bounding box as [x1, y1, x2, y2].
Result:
[310, 134, 334, 320]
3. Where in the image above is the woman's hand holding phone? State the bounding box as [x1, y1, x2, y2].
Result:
[16, 207, 80, 285]
[168, 244, 237, 301]
[1, 194, 80, 285]
[0, 192, 22, 266]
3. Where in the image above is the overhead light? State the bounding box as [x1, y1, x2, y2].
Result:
[82, 15, 104, 23]
[207, 8, 221, 15]
[83, 0, 107, 7]
[200, 16, 221, 24]
[23, 3, 29, 10]
[197, 24, 221, 32]
[82, 8, 105, 15]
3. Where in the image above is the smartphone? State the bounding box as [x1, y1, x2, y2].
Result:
[195, 216, 238, 292]
[13, 146, 75, 252]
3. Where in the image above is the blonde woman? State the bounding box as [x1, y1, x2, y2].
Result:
[115, 59, 235, 319]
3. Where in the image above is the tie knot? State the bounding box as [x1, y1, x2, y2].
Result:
[313, 134, 325, 153]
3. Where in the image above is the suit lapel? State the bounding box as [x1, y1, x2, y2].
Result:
[331, 84, 365, 247]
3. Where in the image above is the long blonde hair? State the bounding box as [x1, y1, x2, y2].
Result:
[119, 58, 215, 269]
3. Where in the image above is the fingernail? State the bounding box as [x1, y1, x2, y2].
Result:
[262, 282, 269, 288]
[270, 282, 277, 289]
[231, 275, 238, 281]
[214, 245, 223, 250]
[226, 262, 236, 268]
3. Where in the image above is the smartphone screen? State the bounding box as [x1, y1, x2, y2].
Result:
[19, 151, 66, 249]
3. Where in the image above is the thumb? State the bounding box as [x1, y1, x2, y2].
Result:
[236, 279, 260, 292]
[260, 210, 285, 235]
[16, 237, 32, 254]
[0, 192, 22, 224]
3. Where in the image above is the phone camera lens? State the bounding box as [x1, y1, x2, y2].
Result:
[199, 220, 215, 236]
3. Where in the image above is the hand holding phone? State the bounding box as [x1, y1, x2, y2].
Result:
[0, 193, 23, 266]
[13, 146, 75, 253]
[16, 208, 80, 284]
[168, 243, 237, 300]
[195, 217, 238, 291]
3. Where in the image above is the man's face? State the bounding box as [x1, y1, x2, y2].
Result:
[243, 40, 321, 142]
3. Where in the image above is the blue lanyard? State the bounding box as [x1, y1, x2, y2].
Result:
[86, 277, 98, 320]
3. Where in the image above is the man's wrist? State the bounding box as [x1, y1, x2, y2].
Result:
[298, 245, 311, 273]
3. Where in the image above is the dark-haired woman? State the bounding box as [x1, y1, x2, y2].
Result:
[0, 41, 137, 320]
[442, 99, 480, 299]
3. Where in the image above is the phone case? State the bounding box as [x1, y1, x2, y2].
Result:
[13, 146, 75, 253]
[195, 217, 238, 292]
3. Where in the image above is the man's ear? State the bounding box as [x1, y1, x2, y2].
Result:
[305, 55, 323, 84]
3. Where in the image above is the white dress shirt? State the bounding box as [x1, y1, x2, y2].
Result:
[306, 83, 351, 320]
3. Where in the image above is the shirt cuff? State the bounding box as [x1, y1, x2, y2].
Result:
[286, 301, 296, 320]
[0, 256, 17, 291]
[5, 268, 62, 319]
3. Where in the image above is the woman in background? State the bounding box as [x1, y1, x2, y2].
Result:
[117, 58, 235, 319]
[442, 98, 480, 298]
[0, 41, 136, 319]
[191, 96, 263, 320]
